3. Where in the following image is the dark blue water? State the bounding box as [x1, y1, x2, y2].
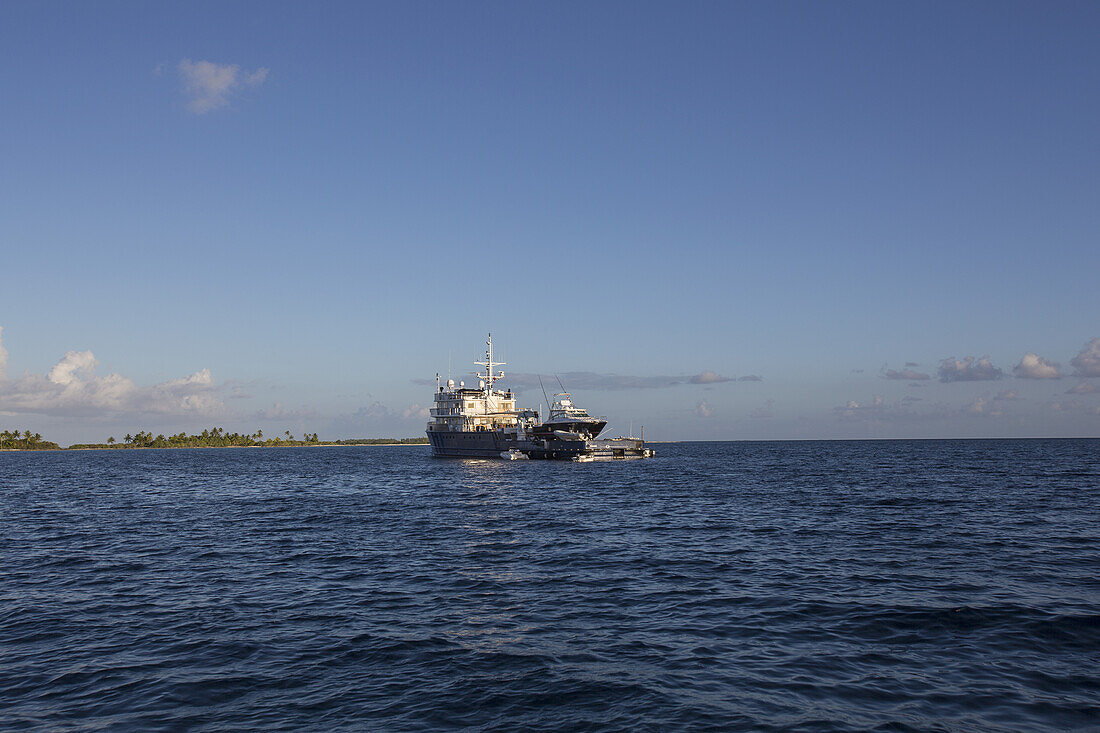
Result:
[2, 440, 1098, 731]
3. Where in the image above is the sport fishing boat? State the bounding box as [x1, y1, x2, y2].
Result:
[528, 391, 607, 441]
[425, 334, 651, 460]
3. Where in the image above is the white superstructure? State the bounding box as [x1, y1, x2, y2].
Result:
[427, 334, 530, 436]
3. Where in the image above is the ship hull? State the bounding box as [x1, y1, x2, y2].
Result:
[530, 419, 607, 440]
[427, 429, 592, 459]
[427, 429, 511, 458]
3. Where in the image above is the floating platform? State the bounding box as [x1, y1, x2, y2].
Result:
[501, 437, 654, 461]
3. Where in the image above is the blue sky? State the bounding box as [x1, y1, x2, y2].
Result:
[1, 1, 1098, 444]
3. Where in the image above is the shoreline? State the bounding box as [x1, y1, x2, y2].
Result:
[1, 442, 430, 453]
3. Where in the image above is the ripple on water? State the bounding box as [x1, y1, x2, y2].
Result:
[1, 440, 1098, 730]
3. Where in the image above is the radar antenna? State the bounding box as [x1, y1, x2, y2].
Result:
[473, 332, 505, 395]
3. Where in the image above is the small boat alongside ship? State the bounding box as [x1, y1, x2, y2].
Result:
[425, 335, 653, 461]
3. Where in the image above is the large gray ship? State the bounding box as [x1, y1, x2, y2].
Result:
[426, 335, 652, 461]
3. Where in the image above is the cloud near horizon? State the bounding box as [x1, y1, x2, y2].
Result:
[0, 330, 225, 418]
[966, 390, 1020, 417]
[835, 394, 889, 420]
[882, 368, 930, 381]
[938, 355, 1004, 383]
[178, 58, 269, 114]
[1013, 352, 1063, 379]
[1070, 338, 1100, 377]
[414, 370, 762, 391]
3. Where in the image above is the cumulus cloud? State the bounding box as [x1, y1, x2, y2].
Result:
[690, 371, 731, 384]
[1066, 382, 1098, 395]
[178, 58, 269, 114]
[964, 390, 1018, 417]
[0, 333, 225, 417]
[403, 403, 430, 419]
[964, 396, 991, 416]
[938, 355, 1003, 383]
[1070, 338, 1100, 377]
[882, 368, 930, 381]
[694, 400, 713, 417]
[46, 349, 98, 385]
[0, 326, 7, 378]
[832, 394, 958, 424]
[1013, 352, 1062, 379]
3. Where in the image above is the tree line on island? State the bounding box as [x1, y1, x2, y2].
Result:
[0, 430, 62, 451]
[1, 427, 428, 451]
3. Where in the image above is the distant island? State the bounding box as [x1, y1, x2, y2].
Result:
[0, 427, 428, 451]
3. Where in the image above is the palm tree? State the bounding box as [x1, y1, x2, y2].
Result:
[107, 437, 115, 446]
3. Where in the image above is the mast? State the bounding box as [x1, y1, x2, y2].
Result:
[473, 332, 505, 396]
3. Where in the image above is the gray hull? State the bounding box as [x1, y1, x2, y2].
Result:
[427, 429, 591, 459]
[427, 430, 511, 458]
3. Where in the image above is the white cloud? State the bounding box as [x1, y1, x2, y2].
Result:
[47, 350, 98, 385]
[1013, 352, 1062, 379]
[832, 394, 959, 424]
[938, 355, 1004, 382]
[403, 403, 430, 419]
[1070, 337, 1100, 377]
[1066, 382, 1098, 395]
[694, 400, 713, 417]
[178, 58, 269, 114]
[690, 371, 732, 384]
[0, 332, 225, 418]
[965, 396, 991, 415]
[964, 390, 1018, 417]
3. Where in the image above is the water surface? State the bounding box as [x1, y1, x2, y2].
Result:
[2, 440, 1098, 730]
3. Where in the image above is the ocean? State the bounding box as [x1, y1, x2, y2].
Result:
[2, 440, 1097, 731]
